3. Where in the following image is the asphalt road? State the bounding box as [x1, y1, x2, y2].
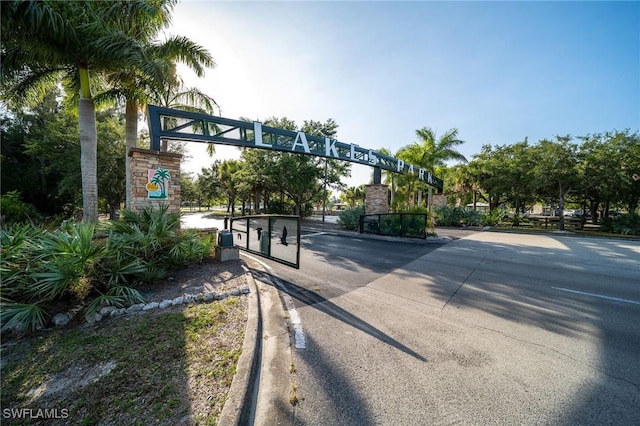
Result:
[257, 229, 640, 425]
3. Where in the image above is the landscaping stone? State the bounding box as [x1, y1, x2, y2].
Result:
[52, 313, 72, 327]
[99, 306, 116, 316]
[126, 303, 145, 313]
[143, 302, 159, 311]
[110, 309, 126, 318]
[45, 284, 250, 331]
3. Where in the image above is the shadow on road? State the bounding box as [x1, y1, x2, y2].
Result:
[250, 268, 426, 362]
[412, 234, 640, 423]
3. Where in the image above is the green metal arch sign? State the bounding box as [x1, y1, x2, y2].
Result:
[147, 105, 443, 191]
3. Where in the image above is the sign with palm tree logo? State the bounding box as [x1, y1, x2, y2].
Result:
[146, 168, 171, 199]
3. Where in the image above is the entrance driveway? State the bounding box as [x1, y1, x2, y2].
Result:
[269, 231, 640, 425]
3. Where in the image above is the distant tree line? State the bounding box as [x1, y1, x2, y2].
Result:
[0, 92, 351, 222]
[448, 132, 640, 228]
[180, 117, 351, 217]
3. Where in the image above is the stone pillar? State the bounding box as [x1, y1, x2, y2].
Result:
[431, 193, 447, 209]
[128, 148, 182, 214]
[364, 184, 389, 215]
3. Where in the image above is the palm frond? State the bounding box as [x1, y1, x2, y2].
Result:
[152, 35, 215, 77]
[84, 285, 146, 318]
[0, 300, 49, 333]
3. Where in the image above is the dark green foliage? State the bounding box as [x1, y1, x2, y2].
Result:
[433, 205, 486, 227]
[337, 206, 365, 230]
[433, 206, 466, 226]
[0, 191, 42, 224]
[600, 213, 640, 235]
[267, 200, 295, 215]
[0, 206, 214, 333]
[480, 208, 506, 226]
[380, 214, 426, 237]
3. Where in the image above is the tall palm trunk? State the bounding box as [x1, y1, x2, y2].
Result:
[125, 99, 138, 209]
[79, 67, 98, 223]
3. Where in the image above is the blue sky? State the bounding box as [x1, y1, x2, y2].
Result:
[168, 1, 640, 187]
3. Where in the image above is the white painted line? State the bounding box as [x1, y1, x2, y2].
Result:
[241, 253, 307, 349]
[552, 287, 640, 305]
[301, 232, 327, 238]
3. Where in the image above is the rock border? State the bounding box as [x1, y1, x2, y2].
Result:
[90, 286, 251, 324]
[46, 286, 251, 328]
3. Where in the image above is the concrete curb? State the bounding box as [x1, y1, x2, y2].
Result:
[302, 224, 451, 244]
[218, 262, 262, 426]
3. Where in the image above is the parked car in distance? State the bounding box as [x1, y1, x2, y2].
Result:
[573, 210, 592, 220]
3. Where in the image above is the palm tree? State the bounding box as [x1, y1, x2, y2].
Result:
[377, 147, 397, 209]
[95, 2, 216, 209]
[399, 127, 468, 209]
[219, 160, 240, 215]
[1, 1, 159, 223]
[341, 185, 365, 208]
[148, 67, 220, 153]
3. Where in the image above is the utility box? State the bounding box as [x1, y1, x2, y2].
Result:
[218, 230, 233, 247]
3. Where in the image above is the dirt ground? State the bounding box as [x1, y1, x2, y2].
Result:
[1, 258, 250, 425]
[140, 258, 249, 303]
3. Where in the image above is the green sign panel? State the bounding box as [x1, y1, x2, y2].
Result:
[147, 105, 443, 190]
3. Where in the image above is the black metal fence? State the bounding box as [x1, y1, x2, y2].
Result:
[230, 215, 300, 268]
[359, 213, 429, 239]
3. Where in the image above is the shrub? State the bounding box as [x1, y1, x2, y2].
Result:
[337, 206, 365, 230]
[0, 191, 41, 224]
[480, 208, 506, 226]
[267, 200, 294, 215]
[433, 206, 466, 226]
[461, 210, 482, 226]
[600, 212, 640, 235]
[0, 205, 214, 334]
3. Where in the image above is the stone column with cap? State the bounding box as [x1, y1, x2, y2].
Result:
[128, 148, 182, 214]
[364, 184, 389, 215]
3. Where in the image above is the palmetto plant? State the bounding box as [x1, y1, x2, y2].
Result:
[1, 222, 107, 332]
[1, 205, 213, 333]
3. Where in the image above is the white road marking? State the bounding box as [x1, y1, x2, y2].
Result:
[301, 232, 327, 238]
[552, 287, 640, 305]
[241, 253, 307, 349]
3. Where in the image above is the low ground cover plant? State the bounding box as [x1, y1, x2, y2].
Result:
[0, 206, 214, 333]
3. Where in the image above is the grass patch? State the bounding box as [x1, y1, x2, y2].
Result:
[1, 297, 246, 425]
[289, 384, 299, 406]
